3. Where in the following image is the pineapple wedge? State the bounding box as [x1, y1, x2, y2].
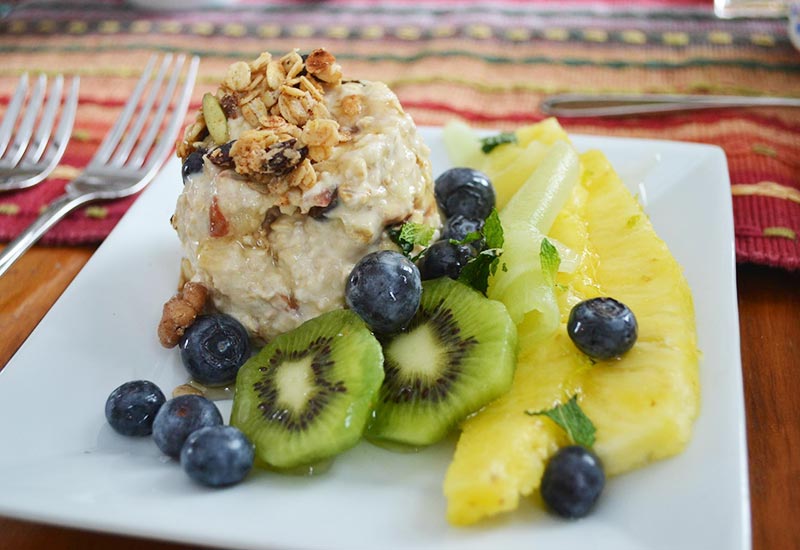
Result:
[443, 144, 700, 525]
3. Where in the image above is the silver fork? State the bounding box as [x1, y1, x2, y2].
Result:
[0, 54, 199, 278]
[0, 73, 80, 191]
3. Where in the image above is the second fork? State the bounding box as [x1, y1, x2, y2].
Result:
[0, 73, 80, 191]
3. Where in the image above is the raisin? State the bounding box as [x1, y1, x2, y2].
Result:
[219, 94, 240, 119]
[262, 139, 308, 176]
[208, 141, 236, 168]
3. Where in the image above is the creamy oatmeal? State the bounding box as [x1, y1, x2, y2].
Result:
[169, 49, 439, 341]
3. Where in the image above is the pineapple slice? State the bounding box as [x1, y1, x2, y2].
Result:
[443, 147, 700, 526]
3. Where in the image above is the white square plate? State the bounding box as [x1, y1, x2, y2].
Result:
[0, 128, 749, 550]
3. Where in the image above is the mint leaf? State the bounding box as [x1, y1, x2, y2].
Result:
[525, 395, 597, 448]
[457, 209, 504, 295]
[480, 132, 517, 154]
[482, 209, 504, 250]
[449, 231, 482, 247]
[388, 222, 435, 258]
[540, 238, 560, 286]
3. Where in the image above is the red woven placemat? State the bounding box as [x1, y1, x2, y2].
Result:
[1, 0, 798, 269]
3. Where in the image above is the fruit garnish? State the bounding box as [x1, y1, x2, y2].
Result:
[366, 277, 517, 447]
[526, 395, 597, 449]
[442, 120, 700, 526]
[456, 209, 504, 295]
[486, 139, 580, 343]
[231, 309, 384, 469]
[388, 222, 436, 259]
[179, 314, 251, 387]
[567, 297, 638, 359]
[434, 167, 496, 220]
[180, 425, 254, 488]
[346, 250, 422, 334]
[479, 132, 518, 154]
[540, 446, 605, 519]
[104, 380, 166, 437]
[442, 215, 484, 251]
[152, 395, 224, 458]
[417, 240, 474, 281]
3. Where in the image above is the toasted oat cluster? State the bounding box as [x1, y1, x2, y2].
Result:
[176, 49, 346, 204]
[169, 48, 439, 341]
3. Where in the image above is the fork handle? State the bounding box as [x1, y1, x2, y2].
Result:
[0, 193, 93, 278]
[540, 93, 800, 117]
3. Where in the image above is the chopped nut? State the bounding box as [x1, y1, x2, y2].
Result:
[157, 282, 208, 348]
[202, 93, 228, 144]
[305, 48, 342, 84]
[224, 61, 252, 92]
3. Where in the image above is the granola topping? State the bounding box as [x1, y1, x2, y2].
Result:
[173, 48, 439, 340]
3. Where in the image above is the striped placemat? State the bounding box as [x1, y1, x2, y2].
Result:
[1, 0, 798, 269]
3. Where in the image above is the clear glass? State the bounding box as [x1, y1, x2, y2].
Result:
[714, 0, 790, 18]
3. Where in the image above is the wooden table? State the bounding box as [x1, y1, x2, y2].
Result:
[0, 248, 798, 549]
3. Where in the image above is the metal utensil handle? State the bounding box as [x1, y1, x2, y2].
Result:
[540, 93, 800, 117]
[0, 192, 92, 278]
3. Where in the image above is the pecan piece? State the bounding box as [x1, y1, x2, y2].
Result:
[157, 282, 208, 348]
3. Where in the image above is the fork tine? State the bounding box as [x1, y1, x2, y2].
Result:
[109, 55, 173, 168]
[22, 74, 63, 164]
[0, 74, 30, 159]
[146, 55, 200, 172]
[127, 54, 186, 169]
[88, 55, 159, 168]
[3, 74, 47, 168]
[37, 76, 79, 168]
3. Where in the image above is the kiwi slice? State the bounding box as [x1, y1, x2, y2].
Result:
[231, 309, 384, 469]
[367, 277, 518, 446]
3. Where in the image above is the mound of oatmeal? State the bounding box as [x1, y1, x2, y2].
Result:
[168, 49, 439, 341]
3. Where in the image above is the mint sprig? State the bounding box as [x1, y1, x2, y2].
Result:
[388, 222, 435, 258]
[457, 209, 504, 295]
[480, 132, 517, 154]
[525, 395, 597, 448]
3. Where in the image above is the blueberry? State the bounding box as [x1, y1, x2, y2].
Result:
[152, 395, 223, 458]
[541, 445, 605, 519]
[104, 380, 165, 436]
[441, 215, 485, 251]
[345, 250, 422, 334]
[181, 149, 205, 183]
[416, 241, 475, 281]
[180, 314, 251, 386]
[434, 168, 495, 220]
[180, 425, 254, 487]
[567, 297, 638, 359]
